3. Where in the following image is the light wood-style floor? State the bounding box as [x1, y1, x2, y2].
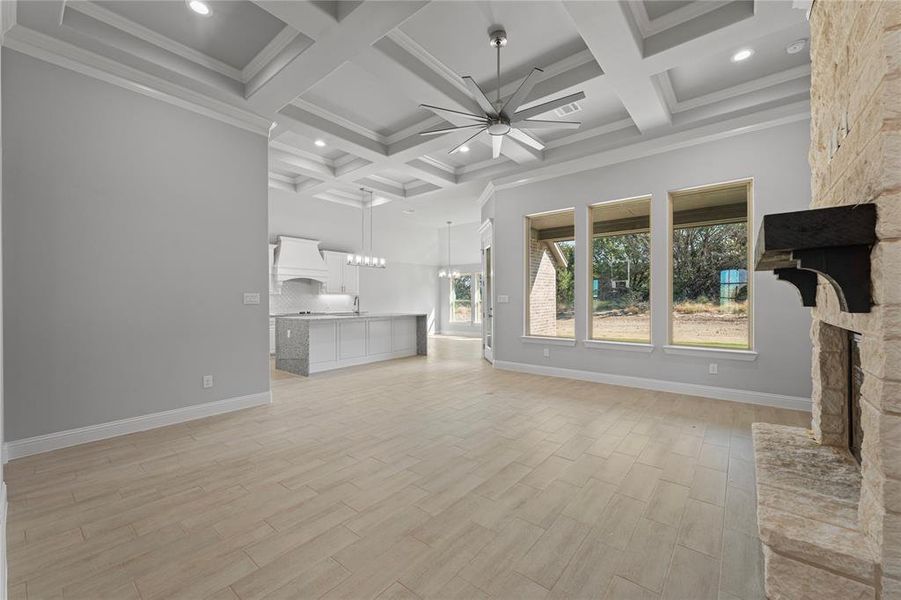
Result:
[5, 337, 808, 600]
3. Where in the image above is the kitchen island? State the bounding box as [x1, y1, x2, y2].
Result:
[274, 313, 428, 376]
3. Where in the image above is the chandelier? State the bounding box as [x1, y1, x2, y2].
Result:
[438, 221, 459, 278]
[347, 188, 386, 269]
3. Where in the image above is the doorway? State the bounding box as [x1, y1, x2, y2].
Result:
[480, 220, 494, 363]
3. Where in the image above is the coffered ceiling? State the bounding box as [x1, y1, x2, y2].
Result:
[1, 0, 811, 214]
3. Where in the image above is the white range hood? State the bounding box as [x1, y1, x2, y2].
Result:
[274, 236, 329, 283]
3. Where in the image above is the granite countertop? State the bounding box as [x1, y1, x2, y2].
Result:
[273, 313, 427, 321]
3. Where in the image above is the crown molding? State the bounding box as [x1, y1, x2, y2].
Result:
[489, 100, 810, 192]
[477, 181, 496, 208]
[1, 0, 16, 42]
[665, 64, 812, 113]
[241, 25, 300, 83]
[65, 1, 245, 81]
[3, 24, 272, 135]
[290, 98, 386, 145]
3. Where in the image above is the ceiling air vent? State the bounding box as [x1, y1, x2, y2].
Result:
[554, 101, 582, 118]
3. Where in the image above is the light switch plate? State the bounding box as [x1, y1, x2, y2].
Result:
[498, 294, 509, 303]
[243, 292, 260, 305]
[203, 375, 213, 388]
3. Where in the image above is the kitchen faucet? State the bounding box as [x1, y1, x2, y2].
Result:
[353, 295, 360, 314]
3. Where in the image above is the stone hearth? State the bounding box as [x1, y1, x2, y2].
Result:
[752, 1, 901, 599]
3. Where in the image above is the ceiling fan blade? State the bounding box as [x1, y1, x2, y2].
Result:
[420, 104, 487, 122]
[449, 128, 487, 154]
[462, 76, 497, 117]
[491, 134, 503, 159]
[499, 67, 543, 116]
[512, 91, 587, 122]
[516, 119, 581, 130]
[508, 128, 545, 151]
[420, 123, 489, 136]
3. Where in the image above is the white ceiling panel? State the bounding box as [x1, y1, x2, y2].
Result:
[301, 62, 426, 138]
[667, 20, 810, 101]
[94, 0, 288, 70]
[399, 1, 587, 90]
[643, 0, 695, 21]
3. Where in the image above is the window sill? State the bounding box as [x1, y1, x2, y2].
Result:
[662, 345, 758, 361]
[583, 340, 654, 353]
[521, 336, 576, 347]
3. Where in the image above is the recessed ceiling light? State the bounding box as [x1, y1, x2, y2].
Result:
[402, 208, 415, 214]
[731, 48, 754, 62]
[786, 39, 808, 55]
[459, 145, 470, 153]
[187, 0, 211, 16]
[314, 139, 326, 147]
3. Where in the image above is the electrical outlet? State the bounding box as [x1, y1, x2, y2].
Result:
[543, 348, 550, 358]
[243, 292, 260, 305]
[708, 363, 718, 375]
[203, 375, 213, 388]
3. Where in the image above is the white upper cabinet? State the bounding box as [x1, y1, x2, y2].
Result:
[322, 250, 359, 295]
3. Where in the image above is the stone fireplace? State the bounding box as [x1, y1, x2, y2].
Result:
[750, 1, 901, 599]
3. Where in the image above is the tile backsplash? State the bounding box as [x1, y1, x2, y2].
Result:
[270, 279, 355, 315]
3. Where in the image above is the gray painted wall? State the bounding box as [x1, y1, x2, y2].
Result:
[485, 120, 813, 400]
[2, 50, 270, 441]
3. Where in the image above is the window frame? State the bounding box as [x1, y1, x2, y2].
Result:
[523, 208, 576, 340]
[587, 195, 653, 345]
[667, 178, 754, 351]
[448, 272, 478, 326]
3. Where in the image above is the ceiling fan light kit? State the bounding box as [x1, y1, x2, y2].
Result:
[419, 27, 585, 159]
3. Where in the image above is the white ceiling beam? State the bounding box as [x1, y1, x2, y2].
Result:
[245, 1, 429, 115]
[251, 1, 339, 41]
[269, 148, 335, 179]
[563, 0, 672, 133]
[405, 158, 457, 187]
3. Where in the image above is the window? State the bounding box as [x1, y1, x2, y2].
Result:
[590, 197, 651, 343]
[670, 181, 751, 349]
[525, 209, 575, 338]
[449, 274, 472, 323]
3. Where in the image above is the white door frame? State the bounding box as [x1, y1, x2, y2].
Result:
[479, 219, 494, 363]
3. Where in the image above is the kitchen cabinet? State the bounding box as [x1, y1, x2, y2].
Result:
[274, 314, 426, 376]
[322, 250, 359, 295]
[269, 318, 276, 354]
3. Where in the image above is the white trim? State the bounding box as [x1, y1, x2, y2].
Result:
[2, 25, 272, 136]
[583, 340, 655, 353]
[309, 348, 419, 374]
[0, 481, 6, 600]
[477, 182, 496, 208]
[494, 360, 810, 411]
[3, 391, 272, 461]
[521, 336, 577, 347]
[0, 0, 16, 42]
[662, 345, 758, 361]
[65, 1, 245, 81]
[242, 26, 300, 83]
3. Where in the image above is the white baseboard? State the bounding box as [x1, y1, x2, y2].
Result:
[3, 391, 272, 462]
[0, 481, 6, 600]
[493, 360, 811, 412]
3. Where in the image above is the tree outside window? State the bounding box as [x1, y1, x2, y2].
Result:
[670, 182, 751, 349]
[449, 274, 472, 323]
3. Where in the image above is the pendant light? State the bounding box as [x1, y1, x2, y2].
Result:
[346, 189, 386, 269]
[438, 221, 460, 278]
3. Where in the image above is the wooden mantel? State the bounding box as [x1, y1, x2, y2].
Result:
[755, 204, 877, 313]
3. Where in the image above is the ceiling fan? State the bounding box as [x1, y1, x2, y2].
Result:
[418, 28, 585, 158]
